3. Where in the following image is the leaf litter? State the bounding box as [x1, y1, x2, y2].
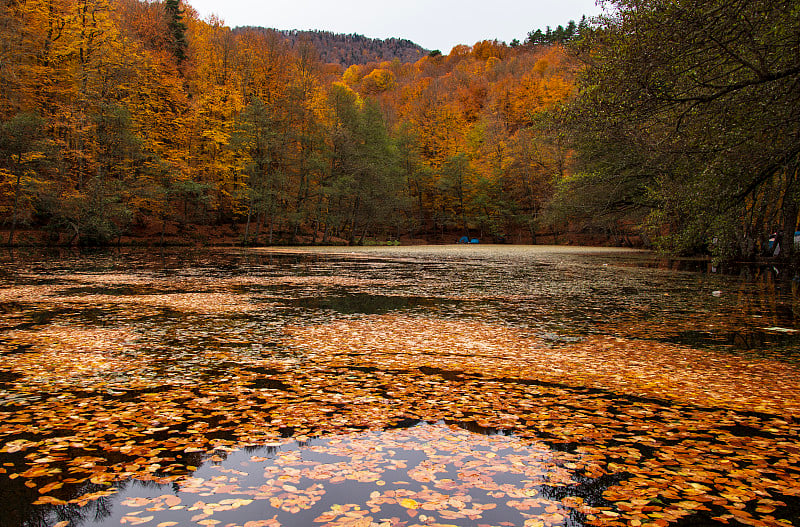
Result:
[0, 248, 798, 527]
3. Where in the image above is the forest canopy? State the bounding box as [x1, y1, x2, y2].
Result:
[0, 0, 797, 263]
[557, 0, 800, 262]
[0, 0, 582, 247]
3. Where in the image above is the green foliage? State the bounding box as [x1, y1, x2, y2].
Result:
[526, 17, 586, 46]
[561, 0, 800, 261]
[165, 0, 188, 63]
[326, 88, 406, 243]
[0, 113, 51, 244]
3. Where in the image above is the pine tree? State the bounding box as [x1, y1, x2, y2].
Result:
[164, 0, 187, 63]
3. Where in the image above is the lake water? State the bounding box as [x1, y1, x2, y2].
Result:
[0, 246, 798, 527]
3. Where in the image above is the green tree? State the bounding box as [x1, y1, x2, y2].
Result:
[438, 152, 472, 237]
[564, 0, 800, 261]
[327, 85, 403, 243]
[395, 123, 431, 237]
[0, 113, 48, 245]
[165, 0, 188, 63]
[231, 97, 286, 245]
[57, 104, 143, 245]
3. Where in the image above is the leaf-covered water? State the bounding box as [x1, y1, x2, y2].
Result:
[0, 246, 798, 527]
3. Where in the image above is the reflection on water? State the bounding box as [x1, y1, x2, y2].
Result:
[0, 246, 798, 527]
[284, 292, 461, 315]
[63, 422, 589, 527]
[4, 245, 798, 356]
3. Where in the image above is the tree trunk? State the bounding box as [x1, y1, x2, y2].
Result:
[268, 215, 274, 245]
[7, 171, 21, 246]
[69, 222, 80, 246]
[781, 195, 798, 263]
[243, 197, 253, 246]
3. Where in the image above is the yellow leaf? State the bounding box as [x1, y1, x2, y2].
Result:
[163, 495, 181, 507]
[39, 481, 64, 494]
[33, 496, 68, 506]
[399, 498, 419, 509]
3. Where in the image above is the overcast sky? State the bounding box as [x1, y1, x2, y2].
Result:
[186, 0, 605, 53]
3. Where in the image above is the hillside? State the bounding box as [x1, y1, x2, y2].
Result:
[235, 27, 428, 66]
[1, 0, 585, 248]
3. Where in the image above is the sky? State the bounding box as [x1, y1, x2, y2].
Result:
[185, 0, 605, 53]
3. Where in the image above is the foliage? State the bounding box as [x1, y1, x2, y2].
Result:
[563, 0, 800, 261]
[0, 112, 50, 244]
[243, 28, 427, 67]
[0, 0, 585, 246]
[525, 17, 589, 46]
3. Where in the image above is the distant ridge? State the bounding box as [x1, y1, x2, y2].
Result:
[235, 27, 428, 66]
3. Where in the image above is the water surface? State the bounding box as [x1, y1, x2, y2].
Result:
[0, 246, 798, 527]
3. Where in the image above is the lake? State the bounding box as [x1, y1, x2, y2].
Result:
[0, 245, 798, 527]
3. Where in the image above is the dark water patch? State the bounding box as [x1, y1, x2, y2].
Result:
[246, 366, 284, 376]
[0, 301, 26, 314]
[610, 256, 716, 274]
[57, 285, 207, 296]
[662, 329, 800, 352]
[388, 417, 424, 429]
[247, 377, 291, 391]
[672, 511, 749, 527]
[720, 423, 779, 439]
[277, 426, 297, 438]
[233, 283, 301, 294]
[418, 365, 472, 381]
[0, 370, 22, 386]
[12, 308, 71, 328]
[285, 293, 459, 314]
[0, 342, 34, 356]
[770, 491, 800, 525]
[445, 419, 514, 436]
[540, 438, 580, 454]
[13, 277, 66, 286]
[9, 307, 117, 330]
[546, 471, 624, 509]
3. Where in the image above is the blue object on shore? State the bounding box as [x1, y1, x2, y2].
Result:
[458, 236, 469, 244]
[768, 231, 800, 252]
[470, 238, 479, 244]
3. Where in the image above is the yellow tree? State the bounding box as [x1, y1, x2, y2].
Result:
[2, 0, 139, 243]
[184, 16, 244, 223]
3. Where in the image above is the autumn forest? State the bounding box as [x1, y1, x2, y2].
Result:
[0, 0, 798, 261]
[2, 2, 800, 526]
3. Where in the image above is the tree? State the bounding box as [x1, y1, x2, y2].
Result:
[360, 68, 396, 94]
[0, 113, 48, 245]
[326, 84, 403, 243]
[395, 123, 430, 236]
[164, 0, 188, 63]
[438, 152, 472, 236]
[231, 97, 284, 245]
[564, 0, 800, 261]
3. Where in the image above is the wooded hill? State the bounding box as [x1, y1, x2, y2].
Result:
[1, 0, 797, 263]
[0, 0, 583, 247]
[260, 29, 428, 66]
